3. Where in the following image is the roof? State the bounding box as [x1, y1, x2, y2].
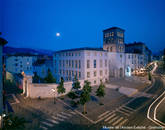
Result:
[125, 42, 145, 46]
[0, 37, 8, 45]
[54, 47, 107, 53]
[6, 53, 38, 57]
[103, 27, 125, 32]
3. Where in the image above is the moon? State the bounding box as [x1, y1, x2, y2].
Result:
[56, 32, 60, 37]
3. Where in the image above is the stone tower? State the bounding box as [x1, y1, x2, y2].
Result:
[103, 27, 125, 53]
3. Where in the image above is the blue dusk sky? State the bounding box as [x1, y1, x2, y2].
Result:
[1, 0, 165, 52]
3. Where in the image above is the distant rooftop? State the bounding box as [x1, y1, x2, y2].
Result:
[125, 42, 145, 46]
[55, 47, 106, 53]
[103, 27, 125, 32]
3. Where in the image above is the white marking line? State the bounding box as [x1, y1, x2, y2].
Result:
[95, 111, 114, 123]
[108, 116, 120, 124]
[57, 113, 68, 119]
[51, 116, 64, 121]
[41, 121, 54, 127]
[61, 112, 72, 117]
[120, 107, 133, 113]
[118, 119, 128, 126]
[98, 111, 110, 118]
[40, 125, 48, 130]
[112, 117, 124, 126]
[123, 106, 135, 111]
[104, 114, 116, 122]
[46, 119, 59, 124]
[154, 95, 165, 126]
[117, 110, 130, 116]
[70, 111, 76, 115]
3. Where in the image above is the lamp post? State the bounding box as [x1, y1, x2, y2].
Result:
[0, 33, 8, 129]
[51, 88, 56, 104]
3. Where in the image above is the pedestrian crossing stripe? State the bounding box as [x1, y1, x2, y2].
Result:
[124, 106, 135, 111]
[98, 111, 110, 118]
[70, 111, 76, 115]
[117, 110, 130, 116]
[104, 114, 116, 122]
[112, 117, 124, 126]
[57, 113, 68, 119]
[61, 112, 72, 117]
[46, 118, 59, 124]
[51, 116, 65, 121]
[120, 108, 133, 113]
[118, 119, 128, 126]
[41, 121, 54, 127]
[108, 116, 120, 124]
[40, 125, 48, 130]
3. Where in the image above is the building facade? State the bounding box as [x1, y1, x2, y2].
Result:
[5, 54, 37, 74]
[125, 42, 152, 66]
[53, 48, 109, 85]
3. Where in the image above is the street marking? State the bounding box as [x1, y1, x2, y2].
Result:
[95, 111, 115, 123]
[108, 116, 120, 124]
[104, 114, 116, 122]
[118, 119, 128, 126]
[70, 111, 76, 115]
[51, 116, 64, 121]
[120, 108, 133, 113]
[117, 110, 130, 116]
[57, 113, 68, 119]
[41, 121, 54, 127]
[61, 112, 72, 117]
[40, 125, 48, 130]
[46, 119, 59, 124]
[98, 111, 110, 118]
[112, 117, 124, 126]
[122, 106, 135, 111]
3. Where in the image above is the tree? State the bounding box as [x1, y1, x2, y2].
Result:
[32, 72, 40, 83]
[79, 80, 92, 114]
[44, 69, 56, 83]
[72, 77, 81, 91]
[148, 72, 152, 81]
[96, 80, 105, 105]
[57, 77, 65, 95]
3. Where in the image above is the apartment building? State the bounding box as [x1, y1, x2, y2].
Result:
[5, 54, 37, 74]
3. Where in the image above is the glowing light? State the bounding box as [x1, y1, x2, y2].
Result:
[56, 32, 60, 37]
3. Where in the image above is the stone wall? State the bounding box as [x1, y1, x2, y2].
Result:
[23, 73, 84, 98]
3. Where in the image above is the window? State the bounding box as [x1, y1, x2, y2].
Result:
[59, 60, 61, 66]
[87, 60, 90, 68]
[120, 54, 122, 58]
[94, 80, 96, 84]
[79, 72, 81, 78]
[20, 65, 23, 68]
[72, 60, 74, 68]
[87, 72, 90, 78]
[15, 63, 18, 66]
[79, 60, 81, 68]
[105, 60, 107, 67]
[100, 60, 103, 68]
[94, 71, 97, 77]
[100, 70, 103, 76]
[100, 53, 102, 56]
[110, 47, 113, 52]
[128, 55, 130, 59]
[69, 60, 71, 67]
[94, 60, 96, 68]
[75, 60, 78, 68]
[63, 60, 65, 67]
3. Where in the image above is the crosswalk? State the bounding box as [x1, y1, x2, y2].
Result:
[39, 110, 76, 130]
[97, 106, 135, 126]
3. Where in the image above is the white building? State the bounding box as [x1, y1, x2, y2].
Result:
[53, 48, 109, 86]
[6, 54, 37, 74]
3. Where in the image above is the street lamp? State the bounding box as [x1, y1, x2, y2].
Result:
[51, 88, 56, 104]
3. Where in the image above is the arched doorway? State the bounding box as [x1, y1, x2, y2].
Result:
[119, 68, 123, 77]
